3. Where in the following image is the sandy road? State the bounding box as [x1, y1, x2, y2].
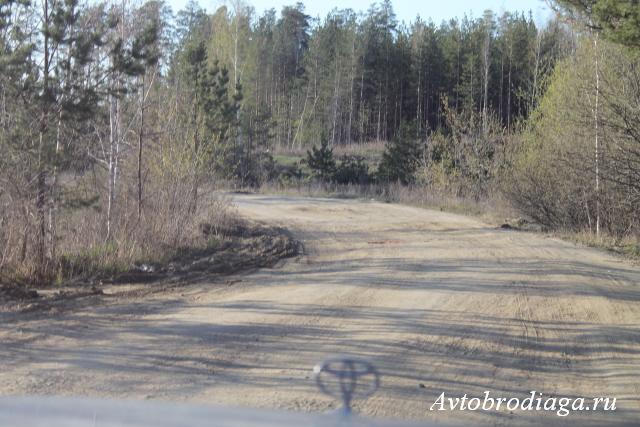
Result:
[1, 194, 639, 425]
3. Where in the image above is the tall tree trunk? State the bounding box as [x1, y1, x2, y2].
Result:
[347, 38, 356, 145]
[455, 36, 460, 112]
[594, 34, 600, 237]
[232, 8, 243, 185]
[358, 65, 364, 143]
[49, 108, 62, 263]
[292, 68, 312, 148]
[107, 0, 126, 240]
[287, 93, 294, 149]
[106, 86, 119, 241]
[507, 48, 512, 129]
[376, 84, 382, 142]
[137, 73, 145, 220]
[425, 73, 429, 132]
[36, 0, 51, 277]
[191, 69, 200, 214]
[482, 31, 490, 135]
[331, 56, 341, 145]
[499, 52, 504, 123]
[416, 56, 421, 137]
[531, 32, 542, 113]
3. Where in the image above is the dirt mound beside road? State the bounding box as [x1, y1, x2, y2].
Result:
[0, 283, 39, 303]
[0, 221, 299, 313]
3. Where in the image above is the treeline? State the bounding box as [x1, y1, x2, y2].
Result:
[196, 0, 574, 147]
[174, 0, 576, 195]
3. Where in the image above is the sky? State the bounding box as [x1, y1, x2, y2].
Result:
[169, 0, 553, 25]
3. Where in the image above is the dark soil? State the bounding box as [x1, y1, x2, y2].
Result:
[0, 283, 39, 303]
[0, 222, 300, 312]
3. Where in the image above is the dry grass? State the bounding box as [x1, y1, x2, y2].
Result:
[0, 172, 236, 286]
[256, 179, 516, 226]
[564, 230, 640, 261]
[58, 190, 234, 281]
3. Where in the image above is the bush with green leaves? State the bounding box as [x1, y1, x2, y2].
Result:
[506, 37, 640, 235]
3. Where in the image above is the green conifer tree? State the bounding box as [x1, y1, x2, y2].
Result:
[305, 134, 336, 181]
[377, 122, 423, 184]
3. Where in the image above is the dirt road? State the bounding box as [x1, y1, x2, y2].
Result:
[1, 194, 639, 425]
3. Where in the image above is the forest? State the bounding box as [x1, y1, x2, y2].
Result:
[0, 0, 639, 284]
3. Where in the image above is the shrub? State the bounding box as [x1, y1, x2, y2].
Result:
[305, 136, 336, 181]
[334, 155, 370, 185]
[377, 123, 423, 185]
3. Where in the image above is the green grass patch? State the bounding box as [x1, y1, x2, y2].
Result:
[273, 154, 303, 167]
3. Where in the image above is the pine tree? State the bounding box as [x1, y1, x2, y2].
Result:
[29, 0, 104, 277]
[377, 122, 423, 184]
[554, 0, 640, 50]
[305, 135, 336, 181]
